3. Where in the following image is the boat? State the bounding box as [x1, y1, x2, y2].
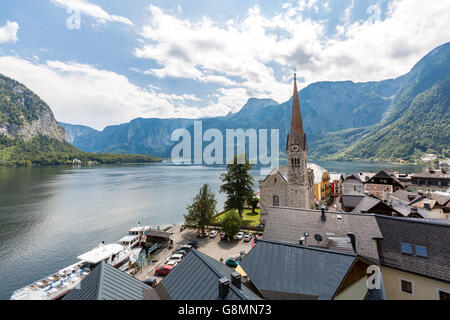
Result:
[10, 242, 142, 300]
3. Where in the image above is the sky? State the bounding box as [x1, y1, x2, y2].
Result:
[0, 0, 449, 130]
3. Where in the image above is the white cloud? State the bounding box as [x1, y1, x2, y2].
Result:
[133, 0, 450, 117]
[50, 0, 133, 26]
[0, 56, 204, 130]
[0, 20, 19, 44]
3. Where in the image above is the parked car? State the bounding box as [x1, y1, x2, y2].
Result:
[209, 230, 219, 238]
[166, 260, 178, 268]
[176, 249, 188, 257]
[197, 230, 209, 238]
[256, 233, 263, 240]
[220, 232, 227, 241]
[143, 277, 158, 288]
[236, 232, 244, 241]
[244, 233, 253, 242]
[225, 257, 240, 268]
[177, 244, 192, 253]
[155, 265, 173, 276]
[187, 240, 199, 249]
[166, 253, 183, 264]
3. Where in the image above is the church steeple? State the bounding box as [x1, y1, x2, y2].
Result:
[287, 71, 306, 152]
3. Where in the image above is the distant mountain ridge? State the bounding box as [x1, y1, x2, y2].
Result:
[61, 42, 450, 162]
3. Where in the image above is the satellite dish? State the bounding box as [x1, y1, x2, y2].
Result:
[314, 234, 323, 243]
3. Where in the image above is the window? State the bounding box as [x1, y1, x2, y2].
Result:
[273, 196, 279, 207]
[438, 290, 450, 301]
[401, 280, 413, 294]
[415, 245, 428, 257]
[274, 178, 277, 183]
[401, 243, 413, 255]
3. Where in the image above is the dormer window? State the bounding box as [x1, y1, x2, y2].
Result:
[415, 245, 428, 257]
[401, 243, 413, 255]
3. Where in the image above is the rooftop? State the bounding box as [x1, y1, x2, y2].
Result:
[263, 207, 382, 262]
[159, 249, 260, 300]
[63, 262, 150, 300]
[375, 215, 450, 282]
[239, 239, 376, 300]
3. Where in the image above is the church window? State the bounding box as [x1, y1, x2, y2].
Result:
[273, 196, 280, 206]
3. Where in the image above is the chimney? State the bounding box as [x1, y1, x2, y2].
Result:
[321, 208, 326, 222]
[299, 237, 305, 245]
[231, 272, 241, 289]
[219, 278, 230, 299]
[347, 233, 357, 253]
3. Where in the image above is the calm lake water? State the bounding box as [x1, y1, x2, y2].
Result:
[0, 161, 424, 299]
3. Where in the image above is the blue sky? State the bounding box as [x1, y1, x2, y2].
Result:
[0, 0, 449, 130]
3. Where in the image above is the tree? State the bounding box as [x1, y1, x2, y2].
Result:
[220, 154, 254, 215]
[184, 184, 217, 235]
[221, 209, 241, 241]
[248, 196, 259, 214]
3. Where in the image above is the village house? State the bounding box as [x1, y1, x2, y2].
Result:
[262, 206, 450, 300]
[340, 193, 403, 217]
[342, 172, 376, 195]
[239, 239, 384, 300]
[309, 163, 332, 203]
[375, 216, 450, 300]
[329, 173, 344, 198]
[259, 73, 315, 223]
[365, 170, 405, 199]
[409, 167, 450, 192]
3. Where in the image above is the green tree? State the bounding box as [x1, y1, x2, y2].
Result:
[221, 209, 241, 240]
[220, 154, 254, 215]
[248, 196, 259, 214]
[184, 184, 217, 235]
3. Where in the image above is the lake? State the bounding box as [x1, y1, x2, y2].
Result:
[0, 161, 424, 299]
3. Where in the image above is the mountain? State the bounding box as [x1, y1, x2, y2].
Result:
[59, 122, 100, 144]
[316, 42, 450, 161]
[62, 43, 450, 162]
[0, 74, 66, 142]
[0, 74, 161, 166]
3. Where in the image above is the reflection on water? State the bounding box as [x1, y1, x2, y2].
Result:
[0, 161, 424, 299]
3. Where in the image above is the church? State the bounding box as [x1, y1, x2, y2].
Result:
[259, 73, 315, 223]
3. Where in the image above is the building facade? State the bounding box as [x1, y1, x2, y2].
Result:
[330, 173, 344, 197]
[365, 170, 405, 199]
[409, 168, 450, 192]
[259, 73, 314, 223]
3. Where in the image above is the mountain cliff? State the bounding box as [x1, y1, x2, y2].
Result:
[0, 74, 66, 142]
[62, 42, 450, 162]
[0, 75, 161, 166]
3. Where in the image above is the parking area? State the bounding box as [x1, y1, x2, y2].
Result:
[135, 226, 254, 283]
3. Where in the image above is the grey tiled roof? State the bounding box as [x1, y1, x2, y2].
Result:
[351, 196, 381, 213]
[160, 249, 260, 300]
[375, 215, 450, 282]
[392, 190, 423, 204]
[341, 194, 365, 209]
[239, 239, 358, 300]
[63, 261, 150, 300]
[263, 207, 382, 262]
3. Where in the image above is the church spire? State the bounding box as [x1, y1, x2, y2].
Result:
[287, 70, 306, 151]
